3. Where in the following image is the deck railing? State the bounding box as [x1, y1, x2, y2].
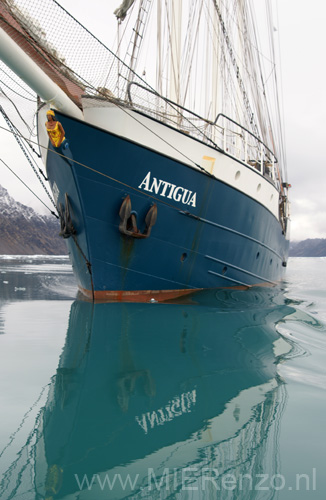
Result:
[126, 82, 279, 187]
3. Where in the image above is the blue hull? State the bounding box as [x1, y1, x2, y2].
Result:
[46, 111, 289, 300]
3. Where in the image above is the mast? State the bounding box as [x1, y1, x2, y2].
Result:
[156, 0, 162, 95]
[168, 0, 182, 105]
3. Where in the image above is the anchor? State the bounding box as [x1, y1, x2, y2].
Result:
[119, 195, 157, 239]
[59, 193, 76, 239]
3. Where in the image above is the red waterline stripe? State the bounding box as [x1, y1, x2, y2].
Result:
[79, 286, 202, 303]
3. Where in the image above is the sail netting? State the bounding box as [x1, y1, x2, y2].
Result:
[0, 0, 144, 125]
[0, 0, 287, 180]
[0, 0, 220, 142]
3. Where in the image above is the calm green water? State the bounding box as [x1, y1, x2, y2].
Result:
[0, 256, 325, 500]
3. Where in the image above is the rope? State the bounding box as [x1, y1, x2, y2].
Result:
[0, 85, 34, 136]
[0, 12, 221, 162]
[0, 382, 50, 462]
[0, 22, 215, 177]
[72, 233, 93, 295]
[112, 104, 217, 176]
[212, 0, 261, 141]
[0, 158, 59, 218]
[0, 0, 287, 185]
[0, 66, 36, 98]
[0, 106, 57, 207]
[0, 79, 36, 102]
[0, 123, 212, 214]
[46, 144, 193, 212]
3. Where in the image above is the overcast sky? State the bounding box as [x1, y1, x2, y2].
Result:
[0, 0, 325, 242]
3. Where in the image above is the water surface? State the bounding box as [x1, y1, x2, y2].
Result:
[0, 256, 325, 499]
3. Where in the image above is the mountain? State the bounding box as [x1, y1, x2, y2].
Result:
[289, 239, 326, 257]
[0, 185, 67, 254]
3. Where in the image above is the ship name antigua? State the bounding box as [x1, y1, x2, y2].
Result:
[138, 171, 197, 207]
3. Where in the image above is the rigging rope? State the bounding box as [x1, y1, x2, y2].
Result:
[0, 105, 56, 208]
[0, 0, 287, 182]
[0, 120, 284, 245]
[0, 84, 34, 136]
[0, 78, 35, 102]
[211, 0, 261, 141]
[0, 118, 216, 210]
[0, 66, 35, 98]
[0, 157, 58, 218]
[0, 4, 222, 157]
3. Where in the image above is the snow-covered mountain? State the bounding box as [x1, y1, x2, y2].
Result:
[0, 185, 67, 254]
[0, 185, 47, 222]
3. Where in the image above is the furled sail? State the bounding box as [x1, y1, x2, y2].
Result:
[114, 0, 136, 21]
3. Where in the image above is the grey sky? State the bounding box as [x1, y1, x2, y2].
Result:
[277, 0, 326, 240]
[0, 0, 325, 242]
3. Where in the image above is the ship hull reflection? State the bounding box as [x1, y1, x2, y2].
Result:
[37, 288, 293, 499]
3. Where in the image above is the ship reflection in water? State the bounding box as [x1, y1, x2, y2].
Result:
[7, 288, 296, 499]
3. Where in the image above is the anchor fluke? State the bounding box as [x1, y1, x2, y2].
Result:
[119, 195, 157, 238]
[59, 193, 76, 239]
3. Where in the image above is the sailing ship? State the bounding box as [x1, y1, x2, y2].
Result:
[0, 0, 290, 301]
